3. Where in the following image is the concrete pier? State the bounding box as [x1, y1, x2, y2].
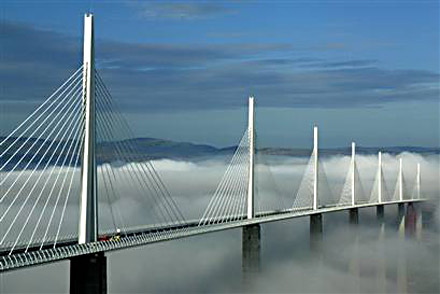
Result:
[242, 224, 261, 284]
[349, 208, 359, 225]
[348, 208, 360, 292]
[398, 203, 405, 218]
[377, 205, 384, 223]
[405, 203, 417, 238]
[310, 213, 323, 252]
[398, 203, 405, 225]
[398, 203, 406, 237]
[70, 252, 107, 294]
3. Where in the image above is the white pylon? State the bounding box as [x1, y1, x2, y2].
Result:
[378, 151, 382, 203]
[313, 126, 318, 210]
[399, 158, 403, 201]
[351, 142, 356, 206]
[78, 13, 97, 244]
[416, 163, 421, 199]
[247, 96, 255, 219]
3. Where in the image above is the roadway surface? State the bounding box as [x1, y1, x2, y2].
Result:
[0, 198, 427, 272]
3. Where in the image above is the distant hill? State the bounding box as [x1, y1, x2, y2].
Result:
[99, 137, 223, 160]
[259, 146, 440, 157]
[1, 136, 438, 170]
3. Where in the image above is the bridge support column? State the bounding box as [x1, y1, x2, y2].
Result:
[405, 203, 418, 239]
[397, 204, 408, 294]
[376, 205, 384, 223]
[242, 224, 261, 286]
[377, 205, 385, 239]
[420, 203, 433, 231]
[70, 252, 107, 294]
[376, 204, 387, 293]
[348, 207, 360, 291]
[398, 203, 405, 236]
[349, 208, 359, 225]
[310, 213, 323, 252]
[398, 203, 405, 220]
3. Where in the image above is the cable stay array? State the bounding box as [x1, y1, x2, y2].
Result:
[369, 164, 389, 204]
[338, 157, 368, 206]
[391, 159, 410, 202]
[291, 148, 340, 210]
[317, 160, 339, 207]
[338, 159, 355, 206]
[198, 129, 250, 226]
[254, 147, 288, 214]
[410, 164, 421, 200]
[198, 126, 293, 225]
[353, 164, 369, 204]
[0, 68, 189, 256]
[94, 70, 186, 234]
[0, 67, 85, 255]
[292, 155, 315, 211]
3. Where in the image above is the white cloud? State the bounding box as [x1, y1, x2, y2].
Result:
[1, 153, 439, 293]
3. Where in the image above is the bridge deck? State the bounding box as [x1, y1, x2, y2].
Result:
[0, 199, 427, 272]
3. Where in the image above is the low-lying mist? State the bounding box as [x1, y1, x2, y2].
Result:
[1, 152, 439, 293]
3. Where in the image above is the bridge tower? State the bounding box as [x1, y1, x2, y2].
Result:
[247, 96, 255, 219]
[310, 126, 323, 251]
[71, 13, 106, 294]
[378, 151, 382, 203]
[349, 142, 359, 225]
[242, 96, 260, 286]
[351, 142, 356, 207]
[397, 158, 405, 231]
[313, 126, 318, 211]
[79, 13, 98, 245]
[376, 151, 384, 222]
[398, 158, 403, 201]
[416, 163, 421, 199]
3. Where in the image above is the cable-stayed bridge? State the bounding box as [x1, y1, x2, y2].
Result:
[0, 14, 429, 293]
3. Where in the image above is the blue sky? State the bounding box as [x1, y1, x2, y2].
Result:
[1, 1, 439, 147]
